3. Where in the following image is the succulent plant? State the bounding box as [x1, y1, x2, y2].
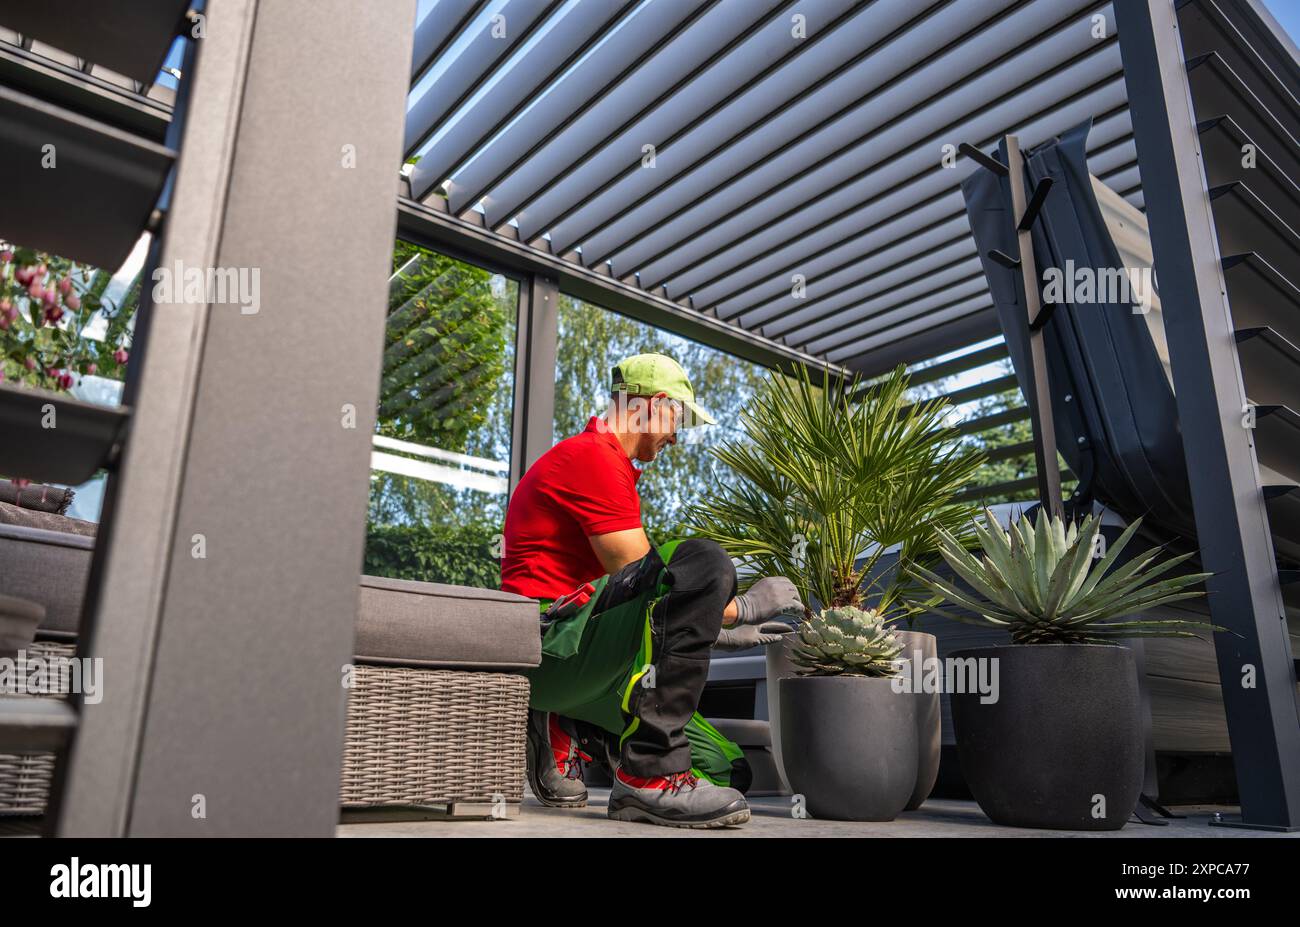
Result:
[789, 605, 905, 677]
[908, 508, 1215, 645]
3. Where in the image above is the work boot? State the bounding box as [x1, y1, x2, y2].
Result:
[525, 710, 588, 808]
[607, 767, 750, 828]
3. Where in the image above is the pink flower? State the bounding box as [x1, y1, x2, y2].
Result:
[42, 288, 58, 308]
[58, 278, 72, 296]
[85, 363, 97, 376]
[28, 281, 43, 300]
[64, 292, 80, 310]
[24, 356, 37, 371]
[14, 266, 32, 286]
[44, 305, 64, 325]
[0, 250, 12, 263]
[0, 314, 8, 331]
[113, 348, 129, 365]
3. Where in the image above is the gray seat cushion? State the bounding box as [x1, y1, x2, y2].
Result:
[0, 522, 95, 637]
[356, 575, 541, 671]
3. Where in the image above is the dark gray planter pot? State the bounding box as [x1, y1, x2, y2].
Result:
[764, 637, 798, 793]
[950, 644, 1143, 831]
[894, 630, 940, 810]
[778, 674, 917, 821]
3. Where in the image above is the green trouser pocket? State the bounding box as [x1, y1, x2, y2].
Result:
[539, 575, 610, 661]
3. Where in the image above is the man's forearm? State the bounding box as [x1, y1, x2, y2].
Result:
[722, 598, 739, 627]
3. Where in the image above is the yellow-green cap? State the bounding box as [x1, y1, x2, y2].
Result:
[611, 353, 716, 427]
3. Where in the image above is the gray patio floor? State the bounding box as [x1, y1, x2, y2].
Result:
[337, 790, 1296, 838]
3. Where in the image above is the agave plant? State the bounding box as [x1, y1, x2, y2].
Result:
[909, 508, 1214, 644]
[684, 365, 983, 620]
[790, 606, 905, 677]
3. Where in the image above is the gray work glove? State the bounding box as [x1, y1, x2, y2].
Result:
[715, 620, 793, 652]
[733, 576, 804, 625]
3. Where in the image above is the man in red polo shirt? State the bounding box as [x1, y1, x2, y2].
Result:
[502, 353, 802, 828]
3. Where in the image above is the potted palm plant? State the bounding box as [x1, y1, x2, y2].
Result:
[910, 508, 1214, 830]
[686, 366, 982, 816]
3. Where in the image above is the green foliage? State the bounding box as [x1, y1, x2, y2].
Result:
[0, 246, 135, 390]
[684, 365, 984, 620]
[364, 521, 502, 589]
[368, 243, 515, 536]
[909, 508, 1215, 644]
[380, 242, 510, 450]
[789, 605, 904, 677]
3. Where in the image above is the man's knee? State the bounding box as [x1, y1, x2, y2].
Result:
[666, 538, 737, 599]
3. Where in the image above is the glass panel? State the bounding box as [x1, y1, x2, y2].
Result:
[365, 241, 518, 588]
[552, 295, 769, 542]
[1, 235, 146, 522]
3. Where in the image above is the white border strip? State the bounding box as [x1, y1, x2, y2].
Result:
[370, 450, 508, 494]
[372, 433, 509, 473]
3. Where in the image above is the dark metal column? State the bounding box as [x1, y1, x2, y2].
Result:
[54, 0, 416, 836]
[509, 274, 560, 491]
[1116, 0, 1300, 829]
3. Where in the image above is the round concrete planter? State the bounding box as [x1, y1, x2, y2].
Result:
[894, 629, 940, 810]
[778, 674, 917, 821]
[764, 637, 799, 792]
[950, 643, 1143, 831]
[0, 593, 43, 655]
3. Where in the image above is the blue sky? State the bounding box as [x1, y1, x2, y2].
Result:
[1261, 0, 1300, 44]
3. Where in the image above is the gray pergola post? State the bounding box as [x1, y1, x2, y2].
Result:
[52, 0, 416, 836]
[1115, 0, 1300, 830]
[509, 274, 560, 492]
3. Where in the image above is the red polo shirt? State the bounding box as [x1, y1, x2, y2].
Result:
[501, 417, 642, 600]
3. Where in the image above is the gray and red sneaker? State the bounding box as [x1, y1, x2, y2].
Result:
[525, 710, 589, 808]
[607, 767, 750, 828]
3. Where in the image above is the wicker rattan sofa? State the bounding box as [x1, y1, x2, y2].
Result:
[0, 513, 91, 815]
[0, 507, 540, 820]
[344, 576, 539, 817]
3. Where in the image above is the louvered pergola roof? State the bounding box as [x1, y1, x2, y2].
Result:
[399, 0, 1142, 375]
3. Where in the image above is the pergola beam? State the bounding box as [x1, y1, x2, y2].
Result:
[1116, 0, 1300, 831]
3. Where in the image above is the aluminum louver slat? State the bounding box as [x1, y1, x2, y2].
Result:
[605, 1, 1114, 284]
[409, 0, 637, 196]
[411, 0, 491, 84]
[436, 0, 706, 209]
[475, 0, 787, 230]
[626, 34, 1124, 292]
[404, 0, 560, 159]
[524, 0, 898, 249]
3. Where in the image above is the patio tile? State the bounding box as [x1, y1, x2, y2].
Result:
[337, 791, 1294, 838]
